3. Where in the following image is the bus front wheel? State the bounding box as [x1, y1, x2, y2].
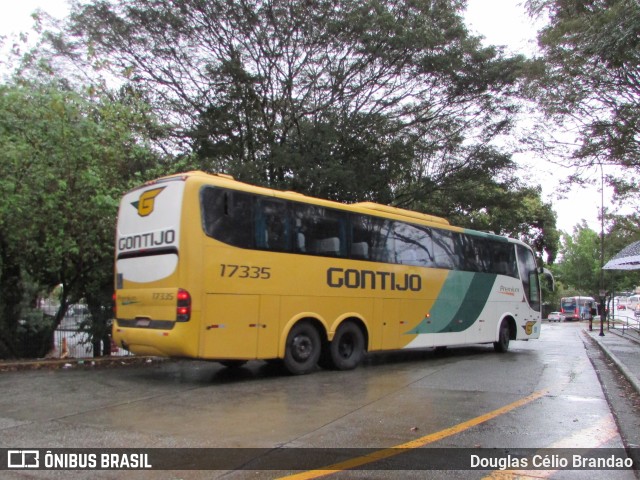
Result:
[284, 321, 321, 375]
[493, 320, 510, 353]
[323, 321, 365, 371]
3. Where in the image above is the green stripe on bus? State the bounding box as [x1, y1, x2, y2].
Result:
[406, 271, 497, 334]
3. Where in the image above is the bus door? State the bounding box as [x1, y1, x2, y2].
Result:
[257, 295, 280, 358]
[380, 299, 401, 350]
[199, 294, 281, 360]
[473, 300, 497, 343]
[200, 294, 260, 360]
[380, 299, 430, 349]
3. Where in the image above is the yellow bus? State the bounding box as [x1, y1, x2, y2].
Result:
[113, 171, 544, 374]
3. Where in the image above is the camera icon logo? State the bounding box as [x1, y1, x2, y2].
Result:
[7, 450, 39, 468]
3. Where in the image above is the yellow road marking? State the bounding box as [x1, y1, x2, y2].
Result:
[276, 388, 549, 480]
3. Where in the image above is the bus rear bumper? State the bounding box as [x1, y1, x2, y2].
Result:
[112, 321, 197, 358]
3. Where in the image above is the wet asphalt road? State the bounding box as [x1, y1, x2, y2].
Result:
[0, 322, 637, 479]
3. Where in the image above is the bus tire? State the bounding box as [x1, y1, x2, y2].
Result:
[326, 321, 365, 371]
[493, 320, 510, 353]
[283, 321, 321, 375]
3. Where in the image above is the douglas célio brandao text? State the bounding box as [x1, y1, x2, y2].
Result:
[470, 453, 633, 470]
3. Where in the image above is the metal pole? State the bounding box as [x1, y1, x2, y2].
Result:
[600, 163, 605, 337]
[609, 288, 613, 330]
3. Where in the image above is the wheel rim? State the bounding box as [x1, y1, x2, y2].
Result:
[291, 334, 313, 362]
[338, 334, 355, 359]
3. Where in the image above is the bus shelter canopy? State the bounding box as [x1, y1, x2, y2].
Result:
[603, 240, 640, 270]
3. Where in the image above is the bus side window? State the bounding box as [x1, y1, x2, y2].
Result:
[460, 235, 481, 272]
[393, 222, 434, 267]
[351, 214, 394, 262]
[256, 199, 290, 251]
[293, 204, 347, 257]
[351, 241, 369, 259]
[350, 215, 370, 260]
[492, 242, 517, 278]
[201, 187, 254, 248]
[431, 228, 458, 270]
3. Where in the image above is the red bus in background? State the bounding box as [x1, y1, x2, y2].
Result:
[560, 296, 595, 321]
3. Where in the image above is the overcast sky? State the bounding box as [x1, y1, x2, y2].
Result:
[0, 0, 612, 234]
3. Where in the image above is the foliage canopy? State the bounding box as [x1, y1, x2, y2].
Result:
[0, 79, 161, 357]
[51, 0, 558, 252]
[525, 0, 640, 200]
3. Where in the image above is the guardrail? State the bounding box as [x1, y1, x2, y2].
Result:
[621, 318, 640, 337]
[610, 311, 640, 338]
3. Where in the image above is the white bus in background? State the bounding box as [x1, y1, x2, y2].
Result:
[627, 295, 640, 311]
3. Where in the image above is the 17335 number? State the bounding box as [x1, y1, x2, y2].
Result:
[219, 264, 271, 279]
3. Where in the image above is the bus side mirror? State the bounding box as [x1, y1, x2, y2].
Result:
[539, 267, 555, 291]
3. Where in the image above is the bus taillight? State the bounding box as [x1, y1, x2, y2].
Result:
[177, 289, 191, 322]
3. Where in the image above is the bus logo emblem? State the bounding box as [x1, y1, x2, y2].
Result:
[132, 187, 165, 217]
[523, 321, 537, 335]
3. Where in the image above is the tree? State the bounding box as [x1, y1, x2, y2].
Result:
[46, 0, 558, 256]
[551, 213, 640, 309]
[524, 0, 640, 201]
[554, 223, 601, 296]
[0, 79, 161, 358]
[55, 5, 519, 180]
[396, 145, 560, 262]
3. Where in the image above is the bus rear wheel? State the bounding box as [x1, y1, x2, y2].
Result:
[323, 321, 365, 371]
[493, 320, 510, 353]
[283, 321, 321, 375]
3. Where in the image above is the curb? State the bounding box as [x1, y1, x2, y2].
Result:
[0, 356, 162, 373]
[583, 330, 640, 395]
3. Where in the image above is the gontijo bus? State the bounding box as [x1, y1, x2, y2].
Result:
[113, 171, 545, 374]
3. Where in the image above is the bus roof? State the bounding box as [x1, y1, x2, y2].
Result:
[139, 171, 525, 242]
[353, 202, 449, 226]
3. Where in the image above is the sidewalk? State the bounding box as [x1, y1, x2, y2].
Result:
[584, 322, 640, 394]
